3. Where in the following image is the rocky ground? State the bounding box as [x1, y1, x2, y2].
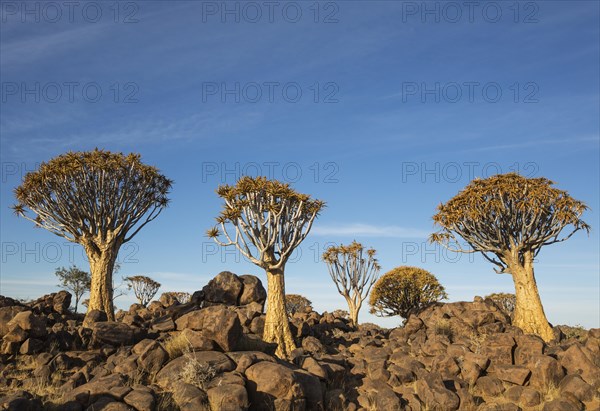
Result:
[0, 271, 598, 411]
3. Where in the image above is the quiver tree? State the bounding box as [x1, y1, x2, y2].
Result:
[323, 241, 380, 327]
[207, 176, 324, 358]
[125, 275, 161, 307]
[55, 265, 91, 313]
[369, 266, 447, 320]
[12, 149, 172, 320]
[485, 292, 516, 318]
[431, 173, 589, 342]
[285, 294, 313, 316]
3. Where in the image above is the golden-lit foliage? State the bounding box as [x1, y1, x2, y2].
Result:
[285, 294, 313, 315]
[124, 275, 161, 307]
[323, 241, 380, 325]
[369, 266, 447, 319]
[485, 292, 516, 317]
[430, 173, 589, 273]
[207, 176, 325, 269]
[12, 149, 173, 245]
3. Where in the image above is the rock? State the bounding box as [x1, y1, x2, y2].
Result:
[3, 325, 28, 343]
[202, 271, 243, 305]
[542, 399, 582, 411]
[171, 381, 208, 410]
[559, 343, 599, 385]
[175, 305, 242, 352]
[415, 372, 460, 411]
[0, 390, 43, 411]
[19, 338, 44, 355]
[207, 384, 249, 411]
[83, 310, 108, 328]
[0, 306, 27, 337]
[302, 336, 326, 355]
[65, 374, 131, 406]
[92, 322, 142, 347]
[490, 364, 531, 385]
[301, 356, 327, 380]
[238, 274, 267, 306]
[559, 374, 595, 402]
[133, 339, 169, 374]
[245, 361, 306, 410]
[156, 351, 235, 390]
[123, 388, 155, 411]
[481, 334, 515, 366]
[476, 375, 505, 397]
[528, 355, 565, 389]
[53, 290, 72, 314]
[7, 310, 46, 338]
[514, 334, 545, 365]
[179, 329, 217, 351]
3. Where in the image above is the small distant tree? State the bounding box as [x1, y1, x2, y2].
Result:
[124, 275, 161, 307]
[486, 292, 516, 318]
[285, 294, 312, 315]
[12, 149, 172, 320]
[55, 265, 91, 313]
[431, 173, 589, 342]
[207, 176, 324, 358]
[161, 291, 191, 304]
[323, 241, 380, 327]
[369, 266, 448, 320]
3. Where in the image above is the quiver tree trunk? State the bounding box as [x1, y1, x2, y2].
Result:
[345, 297, 361, 328]
[509, 252, 554, 342]
[264, 268, 297, 359]
[85, 242, 119, 321]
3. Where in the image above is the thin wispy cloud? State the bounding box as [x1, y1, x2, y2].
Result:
[311, 223, 429, 239]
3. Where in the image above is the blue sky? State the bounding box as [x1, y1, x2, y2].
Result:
[1, 1, 598, 328]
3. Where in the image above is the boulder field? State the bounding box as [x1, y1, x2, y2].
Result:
[0, 271, 598, 410]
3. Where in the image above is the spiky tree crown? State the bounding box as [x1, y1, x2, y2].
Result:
[12, 149, 172, 245]
[207, 176, 325, 269]
[430, 173, 589, 272]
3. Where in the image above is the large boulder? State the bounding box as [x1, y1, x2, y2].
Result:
[199, 272, 266, 308]
[92, 322, 142, 347]
[203, 271, 243, 305]
[0, 306, 28, 337]
[175, 305, 242, 352]
[245, 361, 307, 410]
[7, 310, 46, 338]
[239, 274, 266, 306]
[156, 351, 235, 390]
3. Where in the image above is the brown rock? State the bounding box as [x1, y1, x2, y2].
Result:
[559, 343, 599, 386]
[415, 372, 460, 411]
[7, 311, 46, 338]
[490, 364, 531, 385]
[245, 361, 305, 410]
[207, 384, 248, 411]
[171, 381, 208, 410]
[92, 322, 140, 347]
[123, 389, 155, 411]
[202, 271, 243, 305]
[559, 374, 595, 402]
[0, 306, 27, 337]
[133, 339, 168, 374]
[528, 355, 565, 389]
[156, 351, 235, 390]
[476, 375, 505, 397]
[175, 305, 242, 352]
[238, 274, 266, 306]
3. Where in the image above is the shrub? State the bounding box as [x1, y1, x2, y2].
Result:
[285, 294, 312, 315]
[369, 266, 447, 320]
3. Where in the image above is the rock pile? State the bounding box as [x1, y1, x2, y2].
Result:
[0, 273, 598, 410]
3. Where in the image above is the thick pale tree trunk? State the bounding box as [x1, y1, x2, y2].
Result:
[85, 243, 118, 321]
[509, 252, 554, 342]
[346, 297, 361, 328]
[263, 268, 297, 359]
